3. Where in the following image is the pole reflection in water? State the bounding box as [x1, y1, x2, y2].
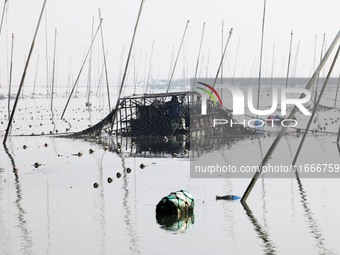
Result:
[3, 143, 33, 255]
[119, 154, 141, 254]
[295, 172, 333, 254]
[96, 150, 107, 255]
[241, 201, 276, 255]
[0, 156, 9, 254]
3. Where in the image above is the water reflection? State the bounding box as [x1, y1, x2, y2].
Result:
[119, 154, 141, 254]
[3, 143, 33, 255]
[241, 201, 276, 255]
[156, 213, 195, 233]
[96, 150, 106, 255]
[295, 173, 333, 254]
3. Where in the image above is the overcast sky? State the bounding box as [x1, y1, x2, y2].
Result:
[0, 0, 339, 91]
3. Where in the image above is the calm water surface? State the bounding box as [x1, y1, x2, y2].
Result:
[0, 91, 339, 255]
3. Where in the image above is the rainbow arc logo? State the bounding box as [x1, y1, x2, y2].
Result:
[195, 82, 223, 105]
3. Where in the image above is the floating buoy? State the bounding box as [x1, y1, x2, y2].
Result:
[34, 162, 41, 168]
[140, 163, 145, 169]
[23, 145, 27, 149]
[93, 183, 99, 188]
[156, 190, 195, 216]
[89, 149, 94, 154]
[126, 168, 132, 173]
[77, 152, 83, 157]
[107, 177, 113, 183]
[216, 195, 241, 201]
[254, 119, 262, 127]
[44, 143, 48, 147]
[116, 172, 121, 178]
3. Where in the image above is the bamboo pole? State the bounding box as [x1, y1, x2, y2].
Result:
[51, 28, 57, 111]
[314, 33, 326, 106]
[7, 33, 14, 118]
[61, 19, 103, 119]
[256, 0, 267, 116]
[166, 20, 189, 93]
[285, 30, 293, 88]
[241, 30, 340, 202]
[145, 40, 155, 93]
[292, 45, 340, 166]
[192, 23, 205, 91]
[111, 0, 145, 132]
[3, 0, 47, 145]
[33, 55, 40, 96]
[117, 0, 145, 100]
[212, 28, 233, 88]
[98, 9, 111, 111]
[0, 0, 8, 38]
[334, 72, 340, 108]
[86, 17, 94, 107]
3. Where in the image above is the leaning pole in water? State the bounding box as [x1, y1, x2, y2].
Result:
[110, 0, 145, 131]
[291, 45, 340, 167]
[241, 30, 340, 203]
[3, 0, 47, 145]
[60, 19, 103, 120]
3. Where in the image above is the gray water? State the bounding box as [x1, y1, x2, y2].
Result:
[0, 85, 339, 255]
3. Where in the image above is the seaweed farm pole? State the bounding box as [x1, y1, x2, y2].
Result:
[212, 28, 233, 88]
[285, 30, 293, 88]
[3, 0, 47, 145]
[111, 0, 145, 132]
[145, 40, 155, 93]
[98, 9, 111, 111]
[314, 33, 326, 106]
[256, 0, 266, 116]
[0, 0, 8, 38]
[44, 7, 50, 97]
[86, 17, 94, 107]
[7, 33, 14, 118]
[292, 45, 340, 166]
[33, 55, 40, 96]
[51, 28, 57, 111]
[270, 43, 275, 94]
[337, 125, 340, 144]
[241, 30, 340, 202]
[192, 22, 205, 91]
[166, 20, 189, 93]
[117, 0, 145, 100]
[60, 18, 103, 120]
[334, 72, 340, 108]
